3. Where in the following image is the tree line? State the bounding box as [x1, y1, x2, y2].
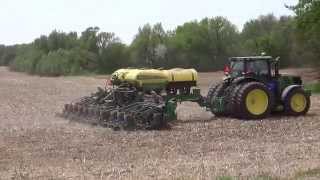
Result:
[0, 1, 318, 76]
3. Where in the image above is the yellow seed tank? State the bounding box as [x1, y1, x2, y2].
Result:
[111, 68, 198, 90]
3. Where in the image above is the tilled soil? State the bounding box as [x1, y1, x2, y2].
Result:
[0, 67, 319, 179]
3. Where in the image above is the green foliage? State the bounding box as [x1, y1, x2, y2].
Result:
[217, 176, 233, 180]
[1, 6, 320, 76]
[7, 27, 128, 76]
[98, 43, 130, 73]
[305, 82, 320, 93]
[10, 45, 43, 73]
[10, 45, 84, 76]
[0, 45, 17, 66]
[80, 27, 100, 54]
[294, 168, 320, 179]
[217, 175, 278, 180]
[131, 23, 169, 68]
[241, 14, 300, 67]
[34, 48, 93, 76]
[173, 17, 240, 71]
[34, 49, 71, 76]
[291, 0, 320, 66]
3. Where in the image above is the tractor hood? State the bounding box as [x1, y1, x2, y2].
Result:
[278, 74, 303, 91]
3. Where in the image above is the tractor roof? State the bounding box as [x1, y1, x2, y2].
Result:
[229, 56, 273, 61]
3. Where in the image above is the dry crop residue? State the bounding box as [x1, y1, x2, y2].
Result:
[0, 67, 319, 179]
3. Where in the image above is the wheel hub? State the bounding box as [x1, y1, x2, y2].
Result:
[245, 89, 269, 116]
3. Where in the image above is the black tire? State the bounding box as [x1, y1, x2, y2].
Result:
[206, 82, 221, 104]
[284, 88, 310, 116]
[149, 113, 163, 130]
[226, 83, 245, 118]
[211, 83, 228, 116]
[207, 82, 228, 116]
[234, 82, 274, 119]
[110, 111, 118, 123]
[99, 111, 110, 127]
[124, 113, 135, 130]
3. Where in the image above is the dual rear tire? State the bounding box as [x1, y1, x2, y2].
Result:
[207, 82, 228, 116]
[230, 82, 273, 119]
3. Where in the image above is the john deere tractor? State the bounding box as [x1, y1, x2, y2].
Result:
[207, 56, 311, 119]
[62, 56, 311, 130]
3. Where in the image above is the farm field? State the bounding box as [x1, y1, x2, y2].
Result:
[0, 66, 319, 179]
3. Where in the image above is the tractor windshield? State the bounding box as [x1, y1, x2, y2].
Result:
[230, 60, 245, 76]
[246, 60, 269, 76]
[229, 59, 270, 77]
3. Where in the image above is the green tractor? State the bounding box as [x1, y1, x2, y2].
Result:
[206, 56, 311, 119]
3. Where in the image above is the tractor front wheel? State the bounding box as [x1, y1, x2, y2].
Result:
[284, 88, 310, 116]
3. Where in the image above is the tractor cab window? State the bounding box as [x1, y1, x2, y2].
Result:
[246, 60, 269, 76]
[230, 61, 245, 76]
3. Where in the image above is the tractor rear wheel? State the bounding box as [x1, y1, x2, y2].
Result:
[227, 83, 245, 117]
[207, 82, 228, 116]
[212, 83, 228, 116]
[233, 82, 274, 119]
[206, 82, 221, 104]
[284, 88, 310, 116]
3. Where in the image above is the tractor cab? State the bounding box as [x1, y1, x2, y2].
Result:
[225, 56, 279, 80]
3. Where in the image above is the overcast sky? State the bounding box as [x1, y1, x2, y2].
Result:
[1, 0, 298, 45]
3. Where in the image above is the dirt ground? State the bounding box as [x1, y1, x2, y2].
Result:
[0, 67, 319, 179]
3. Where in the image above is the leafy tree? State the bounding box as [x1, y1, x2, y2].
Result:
[10, 45, 44, 73]
[80, 27, 100, 54]
[170, 17, 239, 71]
[0, 45, 7, 65]
[97, 32, 120, 50]
[34, 35, 49, 53]
[2, 13, 319, 76]
[172, 21, 206, 68]
[35, 49, 71, 76]
[241, 14, 300, 67]
[0, 45, 17, 66]
[202, 17, 240, 68]
[131, 23, 168, 67]
[241, 14, 278, 55]
[290, 0, 320, 65]
[47, 30, 68, 51]
[98, 43, 130, 73]
[269, 16, 297, 66]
